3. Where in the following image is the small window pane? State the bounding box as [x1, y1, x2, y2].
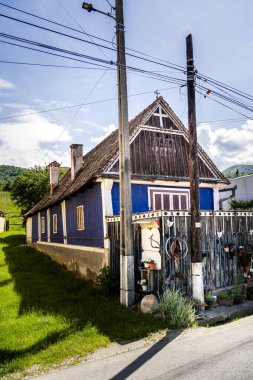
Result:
[173, 195, 180, 210]
[154, 194, 162, 210]
[77, 206, 84, 230]
[163, 194, 170, 210]
[53, 214, 57, 234]
[181, 195, 187, 209]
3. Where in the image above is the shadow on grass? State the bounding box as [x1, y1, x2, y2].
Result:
[0, 279, 12, 287]
[1, 234, 169, 367]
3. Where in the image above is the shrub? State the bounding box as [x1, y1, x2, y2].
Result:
[217, 291, 234, 300]
[158, 289, 195, 329]
[97, 266, 120, 298]
[204, 292, 215, 302]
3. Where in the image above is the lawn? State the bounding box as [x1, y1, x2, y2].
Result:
[0, 230, 165, 377]
[0, 191, 23, 231]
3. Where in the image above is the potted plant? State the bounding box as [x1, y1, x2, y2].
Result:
[149, 259, 156, 269]
[244, 273, 252, 284]
[231, 283, 246, 304]
[193, 299, 205, 319]
[204, 292, 216, 310]
[204, 284, 212, 295]
[139, 279, 148, 291]
[247, 286, 253, 300]
[224, 243, 230, 253]
[217, 291, 234, 306]
[142, 258, 151, 269]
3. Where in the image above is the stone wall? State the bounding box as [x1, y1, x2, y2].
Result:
[30, 242, 108, 283]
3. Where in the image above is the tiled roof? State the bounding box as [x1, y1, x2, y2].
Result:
[25, 97, 228, 217]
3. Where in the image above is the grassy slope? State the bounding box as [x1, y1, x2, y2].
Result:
[0, 191, 23, 230]
[0, 230, 165, 377]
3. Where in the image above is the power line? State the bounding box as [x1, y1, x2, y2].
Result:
[39, 66, 110, 164]
[0, 1, 184, 71]
[0, 12, 186, 74]
[0, 33, 186, 85]
[195, 89, 253, 120]
[0, 59, 115, 70]
[0, 85, 181, 122]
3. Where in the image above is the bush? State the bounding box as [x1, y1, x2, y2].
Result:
[97, 266, 120, 298]
[158, 289, 195, 329]
[217, 291, 234, 300]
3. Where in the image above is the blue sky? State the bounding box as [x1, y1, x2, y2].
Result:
[0, 0, 252, 170]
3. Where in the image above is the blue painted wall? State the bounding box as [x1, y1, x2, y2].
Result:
[66, 182, 104, 247]
[40, 210, 47, 242]
[32, 214, 38, 243]
[112, 183, 214, 214]
[50, 203, 63, 244]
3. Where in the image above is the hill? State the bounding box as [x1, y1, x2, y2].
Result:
[223, 165, 253, 179]
[0, 165, 24, 189]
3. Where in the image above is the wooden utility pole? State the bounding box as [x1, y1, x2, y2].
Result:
[116, 0, 134, 307]
[82, 0, 134, 307]
[186, 34, 204, 303]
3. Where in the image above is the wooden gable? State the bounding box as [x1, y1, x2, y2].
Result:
[108, 97, 223, 181]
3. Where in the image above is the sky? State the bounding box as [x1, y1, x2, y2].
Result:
[0, 0, 252, 171]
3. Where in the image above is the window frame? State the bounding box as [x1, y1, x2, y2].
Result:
[41, 216, 45, 234]
[76, 205, 85, 231]
[52, 214, 57, 234]
[148, 187, 190, 211]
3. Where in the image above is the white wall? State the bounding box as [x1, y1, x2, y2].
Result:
[0, 217, 6, 233]
[222, 174, 253, 210]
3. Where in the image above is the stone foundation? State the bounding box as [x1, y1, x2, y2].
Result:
[30, 241, 108, 283]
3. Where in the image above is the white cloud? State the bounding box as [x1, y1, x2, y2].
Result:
[0, 79, 15, 89]
[198, 120, 253, 170]
[90, 124, 117, 144]
[0, 109, 72, 168]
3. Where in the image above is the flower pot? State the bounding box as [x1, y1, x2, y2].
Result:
[217, 299, 234, 307]
[224, 247, 229, 253]
[144, 262, 150, 269]
[205, 300, 215, 310]
[233, 296, 245, 304]
[142, 285, 148, 291]
[149, 262, 156, 269]
[244, 278, 251, 284]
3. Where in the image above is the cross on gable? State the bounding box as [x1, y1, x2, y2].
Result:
[153, 105, 168, 128]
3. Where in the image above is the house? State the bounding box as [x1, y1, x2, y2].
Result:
[0, 210, 6, 233]
[222, 173, 253, 210]
[25, 96, 229, 281]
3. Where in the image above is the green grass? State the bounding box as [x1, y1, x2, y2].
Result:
[0, 191, 24, 231]
[0, 230, 165, 377]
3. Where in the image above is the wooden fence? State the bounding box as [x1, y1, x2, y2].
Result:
[107, 210, 253, 293]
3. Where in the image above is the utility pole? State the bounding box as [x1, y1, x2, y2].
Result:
[186, 34, 204, 303]
[82, 1, 134, 307]
[116, 0, 134, 307]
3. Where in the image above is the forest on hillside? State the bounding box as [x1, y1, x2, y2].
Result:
[0, 165, 24, 189]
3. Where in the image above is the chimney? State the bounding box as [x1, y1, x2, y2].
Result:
[70, 144, 83, 180]
[47, 161, 60, 195]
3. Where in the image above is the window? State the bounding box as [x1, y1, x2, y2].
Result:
[41, 217, 45, 234]
[53, 214, 57, 234]
[77, 206, 85, 230]
[149, 188, 189, 211]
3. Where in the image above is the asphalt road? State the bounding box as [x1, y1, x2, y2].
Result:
[29, 315, 253, 380]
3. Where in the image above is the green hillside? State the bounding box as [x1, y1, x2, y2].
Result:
[0, 165, 24, 189]
[223, 164, 253, 179]
[0, 191, 24, 230]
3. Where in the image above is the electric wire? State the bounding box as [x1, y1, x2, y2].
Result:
[0, 85, 182, 122]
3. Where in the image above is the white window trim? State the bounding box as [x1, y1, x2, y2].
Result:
[77, 205, 85, 231]
[148, 187, 190, 210]
[41, 216, 45, 234]
[53, 214, 57, 234]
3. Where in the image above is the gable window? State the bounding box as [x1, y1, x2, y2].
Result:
[41, 217, 45, 234]
[77, 206, 85, 230]
[149, 188, 190, 211]
[53, 214, 57, 234]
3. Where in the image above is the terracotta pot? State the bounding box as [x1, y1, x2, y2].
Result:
[217, 299, 234, 307]
[244, 278, 251, 284]
[149, 262, 156, 269]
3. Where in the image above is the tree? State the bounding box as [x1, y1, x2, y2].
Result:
[10, 167, 50, 214]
